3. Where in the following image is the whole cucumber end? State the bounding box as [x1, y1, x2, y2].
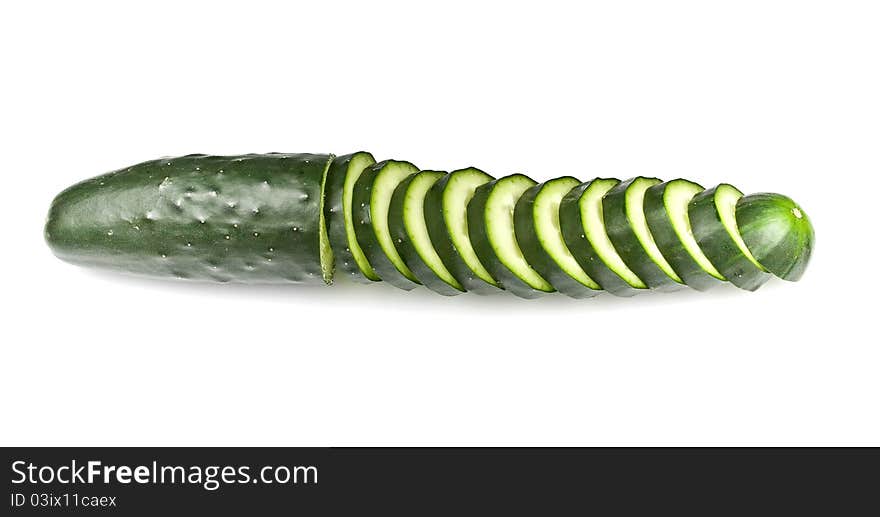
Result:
[44, 187, 81, 262]
[735, 193, 814, 282]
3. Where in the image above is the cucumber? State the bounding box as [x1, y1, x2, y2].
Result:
[388, 171, 465, 296]
[44, 153, 335, 283]
[689, 184, 770, 291]
[559, 179, 648, 296]
[324, 152, 379, 283]
[352, 160, 422, 290]
[735, 193, 814, 282]
[514, 177, 601, 299]
[603, 177, 684, 290]
[468, 174, 555, 299]
[46, 151, 815, 298]
[643, 179, 725, 291]
[423, 168, 501, 295]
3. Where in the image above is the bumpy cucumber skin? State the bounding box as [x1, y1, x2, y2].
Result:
[736, 193, 814, 282]
[514, 179, 600, 299]
[45, 153, 334, 283]
[603, 178, 682, 291]
[467, 177, 552, 299]
[423, 170, 501, 295]
[389, 171, 464, 296]
[689, 186, 771, 291]
[351, 160, 421, 291]
[643, 180, 722, 291]
[324, 152, 379, 283]
[559, 181, 643, 297]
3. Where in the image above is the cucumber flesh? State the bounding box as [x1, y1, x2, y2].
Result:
[389, 171, 464, 296]
[324, 152, 379, 282]
[644, 179, 725, 291]
[559, 179, 647, 296]
[468, 174, 554, 299]
[318, 160, 333, 282]
[736, 193, 814, 282]
[689, 184, 770, 291]
[352, 160, 422, 290]
[514, 177, 601, 298]
[603, 177, 683, 290]
[424, 168, 501, 294]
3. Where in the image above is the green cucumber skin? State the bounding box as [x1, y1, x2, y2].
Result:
[467, 178, 549, 299]
[351, 160, 421, 291]
[388, 172, 464, 296]
[44, 153, 334, 283]
[689, 187, 771, 291]
[735, 193, 814, 282]
[423, 171, 501, 295]
[643, 181, 721, 291]
[602, 178, 682, 291]
[513, 180, 600, 299]
[323, 152, 378, 283]
[558, 181, 642, 297]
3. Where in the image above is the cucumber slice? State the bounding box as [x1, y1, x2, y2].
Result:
[352, 160, 422, 290]
[603, 177, 684, 290]
[45, 153, 335, 284]
[644, 179, 725, 291]
[424, 168, 501, 294]
[324, 152, 379, 283]
[689, 184, 770, 291]
[514, 177, 601, 298]
[389, 171, 465, 296]
[736, 193, 814, 282]
[468, 174, 555, 299]
[559, 179, 648, 296]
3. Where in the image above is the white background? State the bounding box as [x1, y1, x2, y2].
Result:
[1, 1, 878, 446]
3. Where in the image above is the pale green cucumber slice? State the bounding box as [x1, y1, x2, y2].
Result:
[603, 177, 683, 290]
[341, 153, 380, 281]
[513, 176, 601, 298]
[689, 184, 770, 291]
[468, 174, 554, 298]
[352, 160, 422, 290]
[663, 180, 725, 280]
[625, 178, 682, 283]
[717, 184, 765, 270]
[643, 179, 725, 291]
[424, 167, 501, 293]
[390, 171, 464, 295]
[584, 180, 646, 289]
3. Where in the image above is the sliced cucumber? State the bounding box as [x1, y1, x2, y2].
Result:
[603, 177, 684, 290]
[736, 193, 814, 282]
[514, 177, 601, 298]
[644, 179, 725, 291]
[324, 152, 379, 283]
[47, 151, 816, 297]
[423, 167, 501, 294]
[389, 171, 464, 296]
[689, 184, 770, 291]
[468, 174, 555, 299]
[559, 179, 648, 296]
[352, 160, 421, 290]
